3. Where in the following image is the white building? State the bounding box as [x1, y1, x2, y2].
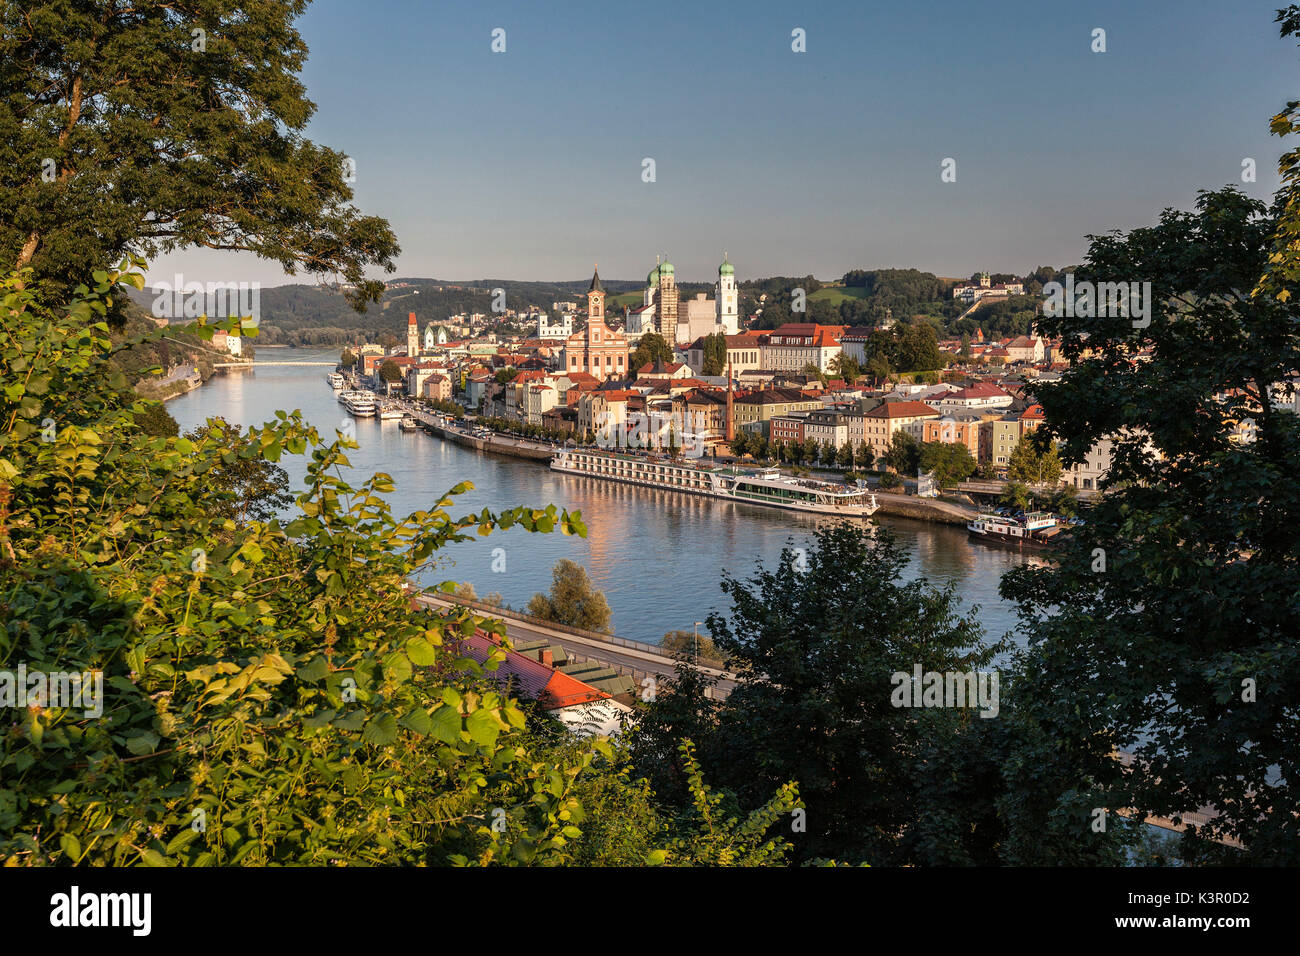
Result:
[537, 313, 574, 340]
[952, 272, 1024, 304]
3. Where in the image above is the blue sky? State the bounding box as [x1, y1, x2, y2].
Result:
[148, 0, 1298, 288]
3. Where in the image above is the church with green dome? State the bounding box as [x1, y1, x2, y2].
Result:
[625, 253, 741, 345]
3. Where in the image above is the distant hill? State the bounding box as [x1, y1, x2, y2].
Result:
[124, 265, 1062, 346]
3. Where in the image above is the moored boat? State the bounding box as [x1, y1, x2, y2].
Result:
[550, 448, 878, 518]
[327, 371, 345, 389]
[967, 511, 1063, 548]
[341, 390, 377, 417]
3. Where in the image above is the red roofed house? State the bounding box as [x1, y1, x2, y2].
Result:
[936, 382, 1013, 414]
[453, 630, 631, 736]
[861, 400, 941, 462]
[636, 359, 692, 381]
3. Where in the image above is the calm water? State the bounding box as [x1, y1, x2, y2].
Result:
[167, 349, 1032, 650]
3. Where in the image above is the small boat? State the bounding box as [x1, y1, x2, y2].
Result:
[967, 511, 1061, 548]
[377, 402, 404, 421]
[399, 414, 418, 431]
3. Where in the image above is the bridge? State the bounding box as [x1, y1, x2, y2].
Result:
[416, 594, 737, 699]
[212, 361, 337, 368]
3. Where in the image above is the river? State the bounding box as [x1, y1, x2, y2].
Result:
[167, 348, 1033, 651]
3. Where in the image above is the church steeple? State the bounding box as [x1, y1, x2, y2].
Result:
[586, 263, 606, 323]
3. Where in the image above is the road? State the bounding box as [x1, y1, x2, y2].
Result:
[416, 595, 739, 699]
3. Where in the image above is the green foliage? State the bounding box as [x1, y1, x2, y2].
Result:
[918, 440, 976, 488]
[0, 261, 625, 866]
[661, 629, 724, 664]
[526, 559, 612, 634]
[135, 401, 179, 438]
[629, 332, 674, 375]
[998, 480, 1033, 511]
[378, 360, 403, 383]
[633, 523, 1000, 864]
[1006, 434, 1063, 485]
[884, 430, 920, 475]
[700, 333, 727, 376]
[184, 418, 294, 524]
[1, 3, 397, 317]
[1002, 186, 1300, 863]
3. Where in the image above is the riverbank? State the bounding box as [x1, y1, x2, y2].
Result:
[870, 492, 976, 526]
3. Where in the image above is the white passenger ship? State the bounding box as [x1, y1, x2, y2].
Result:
[551, 448, 878, 518]
[326, 371, 345, 390]
[341, 390, 377, 417]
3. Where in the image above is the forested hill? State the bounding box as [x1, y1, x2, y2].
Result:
[126, 265, 1075, 346]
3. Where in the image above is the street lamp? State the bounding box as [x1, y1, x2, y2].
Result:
[693, 621, 703, 659]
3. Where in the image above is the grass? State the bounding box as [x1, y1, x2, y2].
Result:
[808, 286, 870, 306]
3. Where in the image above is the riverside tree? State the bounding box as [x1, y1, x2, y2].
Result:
[526, 559, 612, 634]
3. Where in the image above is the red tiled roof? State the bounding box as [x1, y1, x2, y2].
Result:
[951, 383, 1009, 399]
[456, 632, 609, 710]
[867, 400, 940, 419]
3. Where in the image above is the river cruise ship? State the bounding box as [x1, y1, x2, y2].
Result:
[326, 371, 345, 390]
[550, 448, 878, 518]
[341, 390, 377, 417]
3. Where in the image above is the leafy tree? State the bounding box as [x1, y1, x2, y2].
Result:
[998, 480, 1033, 512]
[700, 333, 727, 376]
[1006, 434, 1063, 486]
[0, 261, 619, 866]
[661, 629, 724, 663]
[1, 3, 397, 317]
[185, 418, 293, 523]
[527, 559, 612, 634]
[379, 359, 403, 383]
[135, 400, 179, 437]
[918, 440, 976, 488]
[638, 524, 997, 864]
[629, 332, 674, 374]
[1002, 186, 1300, 862]
[884, 430, 920, 474]
[829, 353, 862, 382]
[340, 348, 358, 370]
[866, 353, 892, 384]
